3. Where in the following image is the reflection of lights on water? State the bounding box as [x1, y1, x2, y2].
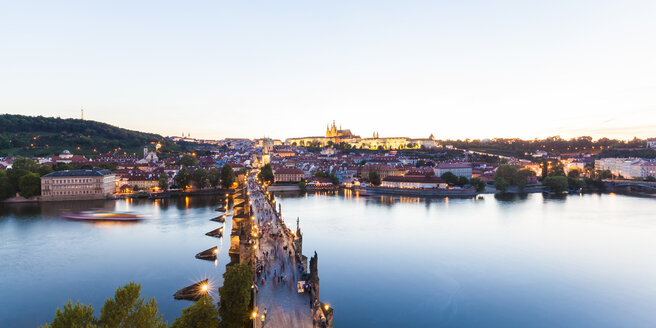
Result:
[185, 197, 190, 208]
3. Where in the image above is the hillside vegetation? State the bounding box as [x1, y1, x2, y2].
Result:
[0, 114, 182, 157]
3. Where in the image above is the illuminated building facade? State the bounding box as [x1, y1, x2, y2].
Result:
[41, 169, 116, 201]
[286, 121, 438, 150]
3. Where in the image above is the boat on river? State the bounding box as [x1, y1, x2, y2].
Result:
[62, 211, 143, 221]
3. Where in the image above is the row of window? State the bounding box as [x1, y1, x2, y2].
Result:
[47, 190, 100, 195]
[49, 185, 96, 189]
[47, 178, 96, 184]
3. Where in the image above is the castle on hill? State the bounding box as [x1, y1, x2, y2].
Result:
[286, 121, 438, 150]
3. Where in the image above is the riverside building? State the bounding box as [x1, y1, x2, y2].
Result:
[41, 169, 116, 201]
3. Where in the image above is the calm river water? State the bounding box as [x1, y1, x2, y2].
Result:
[1, 193, 655, 327]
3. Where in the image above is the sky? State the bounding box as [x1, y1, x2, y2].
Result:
[1, 0, 655, 141]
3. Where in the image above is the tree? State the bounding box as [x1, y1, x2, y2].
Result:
[175, 166, 190, 189]
[548, 164, 565, 177]
[38, 165, 54, 177]
[568, 177, 584, 191]
[257, 164, 274, 185]
[179, 154, 199, 167]
[514, 169, 535, 190]
[440, 172, 459, 186]
[567, 168, 581, 179]
[191, 168, 209, 189]
[368, 171, 381, 186]
[40, 300, 97, 328]
[597, 170, 613, 180]
[53, 162, 75, 171]
[220, 164, 236, 189]
[315, 170, 338, 185]
[218, 264, 253, 328]
[12, 157, 39, 172]
[646, 176, 656, 182]
[18, 172, 41, 198]
[97, 163, 118, 171]
[0, 175, 14, 200]
[98, 282, 166, 328]
[170, 296, 219, 328]
[543, 176, 569, 193]
[457, 176, 469, 187]
[494, 176, 509, 193]
[208, 168, 221, 188]
[470, 177, 486, 192]
[158, 173, 169, 191]
[495, 165, 517, 184]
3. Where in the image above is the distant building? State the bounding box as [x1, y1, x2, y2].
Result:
[381, 176, 447, 189]
[41, 169, 116, 201]
[286, 121, 436, 150]
[360, 164, 406, 180]
[45, 150, 89, 165]
[273, 167, 305, 183]
[320, 147, 336, 156]
[434, 162, 473, 179]
[595, 158, 656, 179]
[647, 138, 656, 149]
[137, 145, 158, 164]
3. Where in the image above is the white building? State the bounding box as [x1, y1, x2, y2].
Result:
[595, 158, 656, 179]
[647, 138, 656, 149]
[434, 163, 473, 179]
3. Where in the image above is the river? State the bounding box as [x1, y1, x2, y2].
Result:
[1, 192, 655, 327]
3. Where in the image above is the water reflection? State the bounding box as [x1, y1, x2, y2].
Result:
[0, 195, 231, 327]
[494, 193, 529, 202]
[275, 192, 656, 328]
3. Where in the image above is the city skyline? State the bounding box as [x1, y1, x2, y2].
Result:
[2, 0, 656, 140]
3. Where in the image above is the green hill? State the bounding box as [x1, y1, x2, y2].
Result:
[0, 114, 181, 157]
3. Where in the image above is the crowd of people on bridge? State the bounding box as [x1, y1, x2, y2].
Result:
[247, 173, 315, 327]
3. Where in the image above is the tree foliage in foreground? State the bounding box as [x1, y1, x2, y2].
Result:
[218, 264, 253, 328]
[39, 300, 97, 328]
[98, 282, 166, 328]
[41, 282, 167, 328]
[170, 296, 219, 328]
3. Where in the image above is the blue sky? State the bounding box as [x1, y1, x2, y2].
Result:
[1, 0, 655, 140]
